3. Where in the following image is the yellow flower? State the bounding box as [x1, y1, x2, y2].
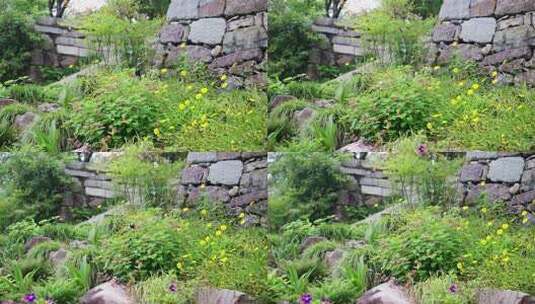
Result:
[220, 224, 227, 231]
[220, 257, 228, 263]
[160, 68, 168, 74]
[186, 85, 193, 90]
[240, 219, 246, 225]
[153, 128, 161, 137]
[215, 230, 222, 236]
[201, 122, 209, 129]
[178, 103, 187, 111]
[480, 239, 487, 245]
[471, 83, 480, 90]
[180, 70, 188, 77]
[426, 122, 433, 130]
[200, 183, 206, 190]
[452, 41, 458, 46]
[206, 223, 213, 228]
[239, 212, 245, 218]
[502, 256, 510, 263]
[433, 66, 440, 70]
[497, 229, 504, 235]
[462, 206, 469, 211]
[201, 209, 208, 216]
[481, 207, 488, 214]
[195, 93, 203, 100]
[522, 218, 529, 224]
[182, 207, 189, 212]
[491, 71, 498, 77]
[200, 87, 209, 94]
[199, 240, 207, 246]
[453, 67, 460, 74]
[220, 74, 227, 81]
[492, 79, 498, 84]
[221, 82, 228, 89]
[467, 89, 474, 96]
[177, 262, 183, 269]
[487, 221, 493, 226]
[180, 42, 187, 48]
[521, 211, 528, 216]
[502, 223, 509, 230]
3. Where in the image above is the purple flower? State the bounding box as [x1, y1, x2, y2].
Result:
[168, 282, 177, 293]
[448, 283, 458, 294]
[23, 293, 36, 303]
[416, 144, 428, 157]
[300, 293, 312, 304]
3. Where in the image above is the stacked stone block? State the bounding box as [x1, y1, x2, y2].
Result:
[155, 0, 268, 87]
[338, 152, 392, 209]
[458, 152, 535, 222]
[31, 17, 88, 79]
[430, 0, 535, 85]
[310, 17, 363, 69]
[178, 152, 268, 225]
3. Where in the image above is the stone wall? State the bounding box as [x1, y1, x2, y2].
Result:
[177, 152, 268, 226]
[154, 0, 268, 87]
[429, 0, 535, 85]
[31, 17, 89, 79]
[310, 17, 363, 71]
[338, 153, 392, 210]
[458, 152, 535, 220]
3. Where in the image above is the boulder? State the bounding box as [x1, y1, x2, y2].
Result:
[323, 249, 345, 271]
[222, 26, 268, 53]
[439, 0, 470, 21]
[208, 160, 244, 186]
[225, 0, 267, 16]
[432, 23, 459, 42]
[476, 288, 535, 304]
[356, 281, 415, 304]
[470, 0, 497, 17]
[338, 140, 376, 153]
[300, 236, 328, 252]
[166, 0, 199, 20]
[80, 280, 136, 304]
[488, 157, 525, 183]
[181, 166, 207, 185]
[196, 287, 255, 304]
[159, 23, 188, 44]
[199, 0, 226, 17]
[460, 18, 496, 44]
[24, 236, 52, 252]
[49, 248, 69, 268]
[14, 112, 38, 130]
[37, 102, 60, 113]
[189, 18, 226, 45]
[293, 107, 315, 129]
[0, 98, 16, 109]
[495, 0, 535, 16]
[459, 163, 487, 182]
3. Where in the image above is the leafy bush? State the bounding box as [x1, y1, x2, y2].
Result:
[351, 0, 434, 65]
[373, 207, 466, 282]
[0, 152, 73, 230]
[79, 0, 163, 69]
[413, 274, 476, 304]
[268, 0, 323, 79]
[0, 13, 42, 82]
[269, 153, 347, 229]
[108, 141, 182, 208]
[134, 0, 170, 18]
[134, 275, 196, 304]
[5, 84, 53, 104]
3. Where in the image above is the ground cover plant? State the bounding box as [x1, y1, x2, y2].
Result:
[0, 147, 271, 303]
[267, 144, 535, 303]
[268, 0, 535, 152]
[0, 0, 267, 152]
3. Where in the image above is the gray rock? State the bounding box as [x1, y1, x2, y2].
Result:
[159, 23, 188, 44]
[14, 112, 37, 130]
[269, 95, 296, 110]
[470, 0, 497, 17]
[345, 240, 366, 249]
[223, 26, 268, 53]
[24, 236, 52, 252]
[432, 23, 458, 42]
[240, 168, 267, 191]
[189, 18, 226, 45]
[165, 45, 213, 66]
[227, 16, 256, 31]
[493, 25, 535, 52]
[244, 160, 267, 172]
[521, 169, 535, 190]
[482, 47, 532, 66]
[438, 44, 483, 63]
[196, 287, 255, 304]
[199, 0, 226, 17]
[225, 0, 267, 16]
[338, 140, 376, 153]
[464, 184, 512, 203]
[211, 45, 223, 56]
[208, 160, 243, 185]
[500, 58, 525, 74]
[37, 102, 60, 113]
[49, 248, 69, 268]
[80, 280, 135, 304]
[324, 249, 345, 271]
[488, 157, 525, 183]
[439, 0, 470, 21]
[460, 163, 487, 182]
[495, 0, 535, 16]
[460, 18, 496, 43]
[509, 183, 521, 194]
[216, 152, 241, 161]
[167, 0, 199, 20]
[511, 190, 535, 205]
[356, 280, 415, 304]
[209, 48, 264, 68]
[0, 98, 16, 109]
[187, 152, 217, 164]
[228, 186, 239, 197]
[229, 190, 267, 207]
[181, 166, 207, 185]
[476, 288, 535, 304]
[293, 107, 315, 129]
[204, 186, 231, 203]
[300, 236, 328, 252]
[497, 15, 524, 31]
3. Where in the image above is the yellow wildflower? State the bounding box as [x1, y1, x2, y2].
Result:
[239, 212, 246, 218]
[201, 209, 208, 216]
[153, 128, 161, 137]
[180, 70, 188, 77]
[497, 229, 504, 235]
[182, 207, 189, 212]
[491, 71, 498, 77]
[215, 230, 222, 237]
[453, 67, 460, 74]
[200, 87, 209, 94]
[178, 103, 187, 111]
[221, 74, 228, 81]
[471, 83, 480, 90]
[221, 82, 228, 89]
[160, 68, 168, 74]
[521, 211, 528, 216]
[177, 262, 183, 269]
[427, 122, 433, 130]
[502, 223, 509, 230]
[195, 93, 203, 100]
[467, 89, 474, 96]
[462, 206, 469, 211]
[481, 207, 488, 214]
[220, 224, 228, 231]
[522, 218, 529, 224]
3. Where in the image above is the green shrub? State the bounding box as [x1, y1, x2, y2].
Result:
[134, 0, 170, 18]
[269, 153, 347, 229]
[6, 84, 52, 104]
[373, 207, 466, 282]
[351, 0, 434, 65]
[108, 141, 182, 208]
[268, 0, 323, 78]
[0, 13, 42, 82]
[413, 275, 477, 304]
[134, 275, 196, 304]
[0, 152, 73, 229]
